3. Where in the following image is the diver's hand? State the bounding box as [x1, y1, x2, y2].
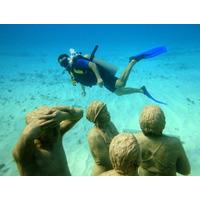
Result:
[81, 90, 86, 97]
[97, 78, 104, 87]
[72, 80, 77, 86]
[80, 84, 86, 96]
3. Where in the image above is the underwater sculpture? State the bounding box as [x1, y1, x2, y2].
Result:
[12, 105, 83, 176]
[135, 105, 191, 176]
[58, 46, 166, 104]
[100, 133, 140, 176]
[86, 101, 119, 175]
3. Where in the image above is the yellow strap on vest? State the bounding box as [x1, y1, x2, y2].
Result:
[73, 69, 84, 74]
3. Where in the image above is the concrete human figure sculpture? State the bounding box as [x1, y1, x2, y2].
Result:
[86, 101, 119, 175]
[12, 105, 83, 176]
[100, 133, 140, 176]
[135, 105, 191, 176]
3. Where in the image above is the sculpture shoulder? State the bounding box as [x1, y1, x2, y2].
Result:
[161, 135, 182, 147]
[134, 132, 146, 143]
[135, 133, 181, 143]
[100, 170, 121, 176]
[87, 127, 104, 142]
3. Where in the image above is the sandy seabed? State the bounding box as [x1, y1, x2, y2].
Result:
[0, 47, 200, 176]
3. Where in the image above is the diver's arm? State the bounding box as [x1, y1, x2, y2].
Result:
[69, 72, 77, 86]
[80, 84, 86, 96]
[88, 62, 104, 87]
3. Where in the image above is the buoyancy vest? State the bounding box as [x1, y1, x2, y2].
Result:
[69, 55, 97, 87]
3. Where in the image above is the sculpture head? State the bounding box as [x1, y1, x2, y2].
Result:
[109, 133, 140, 175]
[86, 101, 110, 125]
[139, 105, 166, 136]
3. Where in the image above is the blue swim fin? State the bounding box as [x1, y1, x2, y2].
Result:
[141, 86, 167, 105]
[129, 46, 167, 62]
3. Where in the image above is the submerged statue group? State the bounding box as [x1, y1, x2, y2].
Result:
[12, 46, 191, 176]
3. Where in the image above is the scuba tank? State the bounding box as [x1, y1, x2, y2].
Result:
[89, 45, 99, 61]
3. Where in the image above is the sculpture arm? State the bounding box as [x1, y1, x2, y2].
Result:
[176, 141, 191, 175]
[51, 106, 83, 135]
[88, 130, 112, 168]
[12, 118, 56, 168]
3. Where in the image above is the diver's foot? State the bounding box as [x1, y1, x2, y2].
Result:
[129, 56, 136, 63]
[140, 85, 167, 105]
[129, 54, 145, 63]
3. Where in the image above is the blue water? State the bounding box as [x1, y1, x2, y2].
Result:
[0, 24, 200, 175]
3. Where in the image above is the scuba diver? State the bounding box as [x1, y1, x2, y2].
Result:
[58, 45, 167, 104]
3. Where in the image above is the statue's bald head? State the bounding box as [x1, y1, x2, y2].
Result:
[109, 133, 140, 174]
[139, 105, 166, 136]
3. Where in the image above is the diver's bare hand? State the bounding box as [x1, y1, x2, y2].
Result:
[81, 90, 86, 97]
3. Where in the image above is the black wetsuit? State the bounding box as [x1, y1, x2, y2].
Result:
[68, 55, 118, 92]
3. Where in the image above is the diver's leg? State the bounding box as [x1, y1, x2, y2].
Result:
[114, 87, 143, 96]
[115, 59, 137, 88]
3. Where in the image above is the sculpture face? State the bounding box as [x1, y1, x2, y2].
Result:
[96, 106, 110, 123]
